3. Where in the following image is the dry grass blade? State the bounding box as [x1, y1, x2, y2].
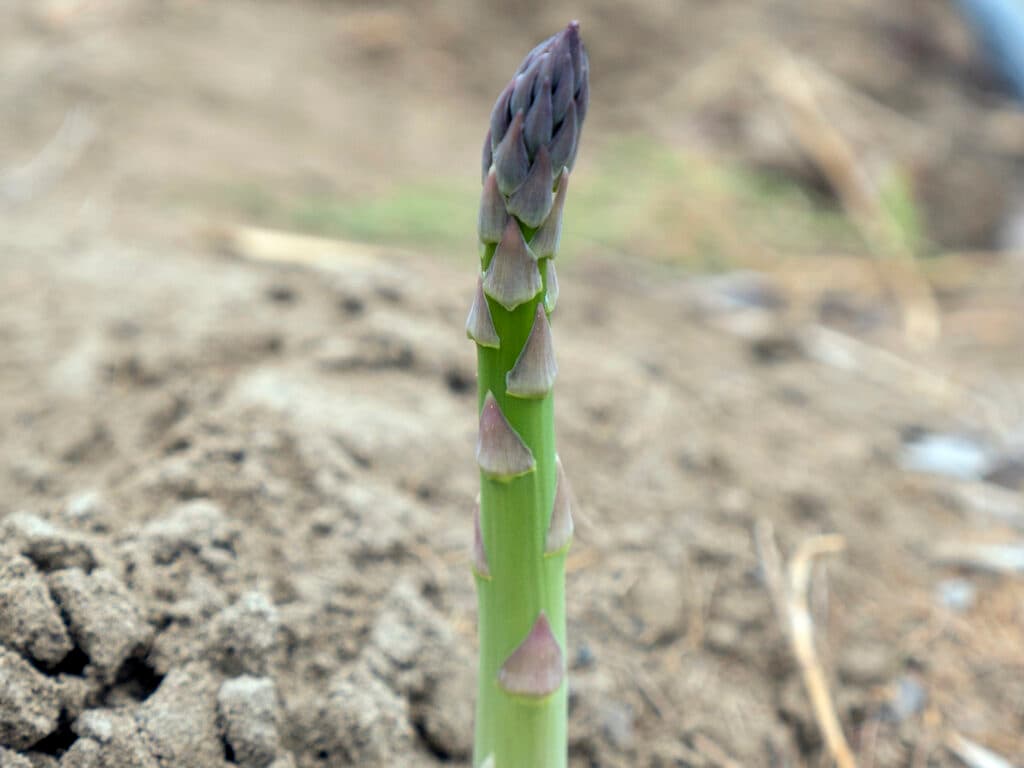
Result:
[946, 733, 1016, 768]
[786, 534, 856, 768]
[758, 522, 857, 768]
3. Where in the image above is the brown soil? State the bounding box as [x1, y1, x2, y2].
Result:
[2, 1, 1024, 767]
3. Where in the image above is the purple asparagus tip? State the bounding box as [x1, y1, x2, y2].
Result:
[481, 21, 589, 202]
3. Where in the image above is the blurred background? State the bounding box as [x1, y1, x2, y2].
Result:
[1, 1, 1023, 766]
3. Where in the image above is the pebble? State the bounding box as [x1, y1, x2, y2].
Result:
[217, 676, 281, 768]
[936, 578, 976, 612]
[210, 592, 281, 677]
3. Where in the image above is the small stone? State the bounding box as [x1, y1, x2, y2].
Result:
[47, 568, 152, 682]
[839, 641, 894, 685]
[627, 566, 686, 644]
[0, 647, 61, 749]
[217, 676, 281, 768]
[703, 620, 741, 656]
[936, 578, 976, 612]
[0, 554, 74, 665]
[883, 676, 927, 722]
[210, 592, 281, 676]
[599, 701, 634, 751]
[61, 491, 108, 528]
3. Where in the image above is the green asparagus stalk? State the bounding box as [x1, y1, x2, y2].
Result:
[467, 22, 588, 768]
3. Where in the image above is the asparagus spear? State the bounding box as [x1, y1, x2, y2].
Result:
[467, 22, 588, 768]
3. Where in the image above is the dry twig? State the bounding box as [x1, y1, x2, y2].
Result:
[758, 522, 857, 768]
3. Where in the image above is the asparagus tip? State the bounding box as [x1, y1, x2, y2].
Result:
[476, 391, 535, 480]
[506, 302, 557, 398]
[498, 611, 564, 698]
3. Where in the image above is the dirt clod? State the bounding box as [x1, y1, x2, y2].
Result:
[136, 664, 222, 768]
[0, 556, 73, 667]
[46, 569, 152, 683]
[0, 648, 61, 750]
[217, 676, 280, 768]
[307, 664, 416, 766]
[209, 593, 281, 678]
[1, 514, 97, 574]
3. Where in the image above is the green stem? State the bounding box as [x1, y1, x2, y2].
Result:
[474, 242, 567, 768]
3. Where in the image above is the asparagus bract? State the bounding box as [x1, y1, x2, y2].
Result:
[468, 21, 588, 768]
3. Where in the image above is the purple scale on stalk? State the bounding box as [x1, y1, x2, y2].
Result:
[476, 392, 535, 480]
[492, 111, 529, 196]
[466, 276, 500, 349]
[510, 66, 539, 116]
[483, 218, 542, 311]
[481, 129, 493, 184]
[478, 168, 508, 244]
[545, 456, 574, 554]
[529, 170, 568, 260]
[543, 259, 559, 314]
[548, 99, 577, 175]
[506, 146, 554, 229]
[489, 82, 514, 150]
[473, 501, 490, 578]
[523, 78, 553, 159]
[497, 612, 564, 698]
[506, 303, 557, 399]
[550, 51, 574, 124]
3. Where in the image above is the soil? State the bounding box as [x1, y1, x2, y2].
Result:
[2, 1, 1024, 767]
